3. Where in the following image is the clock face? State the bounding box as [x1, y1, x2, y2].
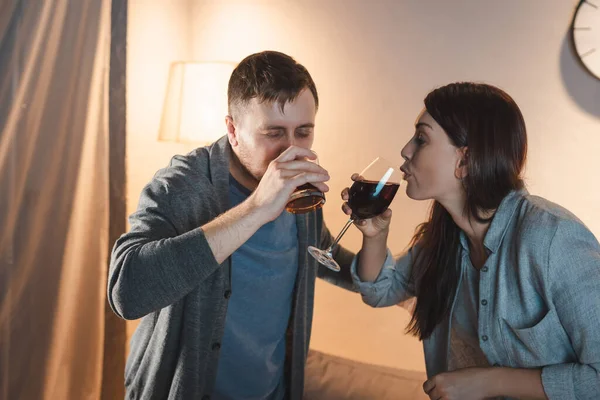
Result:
[572, 0, 600, 79]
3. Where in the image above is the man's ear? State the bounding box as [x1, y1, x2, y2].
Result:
[226, 115, 238, 147]
[455, 146, 469, 179]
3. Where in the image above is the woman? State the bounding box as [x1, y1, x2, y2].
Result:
[344, 82, 600, 400]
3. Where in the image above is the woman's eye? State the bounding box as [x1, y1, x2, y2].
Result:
[414, 133, 425, 145]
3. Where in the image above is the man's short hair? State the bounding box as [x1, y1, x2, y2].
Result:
[227, 51, 318, 118]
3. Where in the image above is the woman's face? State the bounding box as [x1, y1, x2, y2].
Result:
[400, 109, 466, 203]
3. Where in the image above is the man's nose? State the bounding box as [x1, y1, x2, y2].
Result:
[288, 133, 297, 148]
[280, 132, 296, 153]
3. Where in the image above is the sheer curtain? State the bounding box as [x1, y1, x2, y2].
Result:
[0, 0, 114, 399]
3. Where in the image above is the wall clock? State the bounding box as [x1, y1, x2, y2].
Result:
[571, 0, 600, 80]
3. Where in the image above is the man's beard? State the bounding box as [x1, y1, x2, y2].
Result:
[233, 144, 267, 184]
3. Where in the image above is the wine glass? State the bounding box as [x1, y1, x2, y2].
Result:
[308, 157, 401, 272]
[285, 154, 326, 214]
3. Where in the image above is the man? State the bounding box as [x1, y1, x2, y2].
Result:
[108, 51, 355, 400]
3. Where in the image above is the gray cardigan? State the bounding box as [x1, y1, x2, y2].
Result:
[108, 136, 355, 400]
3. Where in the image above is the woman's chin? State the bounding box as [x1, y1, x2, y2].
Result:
[405, 186, 429, 201]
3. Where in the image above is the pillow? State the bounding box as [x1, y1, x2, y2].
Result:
[304, 350, 428, 400]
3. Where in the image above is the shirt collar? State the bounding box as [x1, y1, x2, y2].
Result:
[459, 189, 527, 254]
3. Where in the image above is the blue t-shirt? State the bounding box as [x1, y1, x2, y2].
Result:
[214, 176, 299, 400]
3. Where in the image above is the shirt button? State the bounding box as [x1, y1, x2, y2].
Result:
[482, 266, 489, 272]
[224, 290, 232, 299]
[481, 299, 488, 306]
[212, 342, 221, 351]
[482, 335, 489, 341]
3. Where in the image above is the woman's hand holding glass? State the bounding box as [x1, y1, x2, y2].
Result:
[341, 173, 394, 239]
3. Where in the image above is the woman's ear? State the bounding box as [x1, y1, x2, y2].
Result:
[455, 146, 468, 179]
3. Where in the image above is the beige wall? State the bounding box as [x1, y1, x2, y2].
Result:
[127, 0, 600, 372]
[127, 0, 196, 203]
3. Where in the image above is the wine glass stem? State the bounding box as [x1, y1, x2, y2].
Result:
[325, 218, 355, 254]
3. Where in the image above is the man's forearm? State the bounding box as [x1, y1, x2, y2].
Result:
[202, 198, 266, 264]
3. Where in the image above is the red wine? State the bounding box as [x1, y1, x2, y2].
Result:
[348, 179, 399, 219]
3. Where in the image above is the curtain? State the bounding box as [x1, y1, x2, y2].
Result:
[0, 0, 114, 398]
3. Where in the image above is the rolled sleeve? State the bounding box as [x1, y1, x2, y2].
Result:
[350, 247, 416, 308]
[542, 363, 600, 400]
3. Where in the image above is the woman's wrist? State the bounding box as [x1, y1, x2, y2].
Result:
[362, 227, 389, 241]
[483, 367, 545, 399]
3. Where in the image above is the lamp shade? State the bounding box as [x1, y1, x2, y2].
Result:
[159, 61, 236, 144]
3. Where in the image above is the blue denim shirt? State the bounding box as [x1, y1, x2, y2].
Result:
[351, 190, 600, 399]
